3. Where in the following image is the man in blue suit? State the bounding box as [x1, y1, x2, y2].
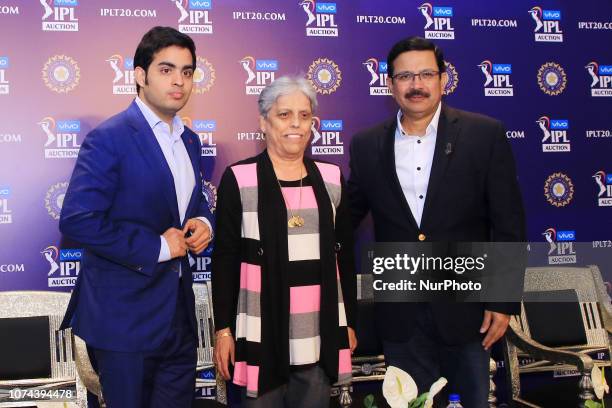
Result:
[60, 27, 213, 407]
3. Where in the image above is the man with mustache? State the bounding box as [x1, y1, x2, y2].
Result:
[348, 37, 525, 407]
[59, 27, 213, 407]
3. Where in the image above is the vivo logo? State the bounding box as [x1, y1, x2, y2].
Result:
[433, 7, 453, 17]
[124, 58, 134, 70]
[379, 61, 388, 73]
[606, 174, 612, 184]
[54, 0, 78, 6]
[189, 0, 211, 10]
[556, 230, 575, 241]
[0, 57, 8, 68]
[56, 120, 81, 132]
[316, 3, 337, 14]
[599, 65, 612, 75]
[200, 369, 215, 379]
[543, 10, 561, 20]
[256, 60, 278, 71]
[492, 64, 512, 74]
[60, 249, 83, 261]
[550, 120, 569, 130]
[321, 120, 343, 131]
[0, 187, 10, 197]
[193, 120, 216, 131]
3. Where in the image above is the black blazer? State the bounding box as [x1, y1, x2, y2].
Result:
[348, 104, 526, 344]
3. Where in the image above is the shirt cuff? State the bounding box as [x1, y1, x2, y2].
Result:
[158, 235, 171, 263]
[197, 217, 214, 240]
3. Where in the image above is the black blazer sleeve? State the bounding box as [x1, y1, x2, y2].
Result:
[336, 174, 358, 329]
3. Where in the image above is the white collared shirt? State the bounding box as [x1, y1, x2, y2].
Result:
[394, 102, 441, 227]
[134, 97, 196, 265]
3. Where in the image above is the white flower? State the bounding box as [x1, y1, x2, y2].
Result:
[382, 366, 418, 408]
[424, 377, 448, 408]
[591, 365, 610, 400]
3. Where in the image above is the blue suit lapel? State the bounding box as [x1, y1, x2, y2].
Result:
[126, 101, 181, 226]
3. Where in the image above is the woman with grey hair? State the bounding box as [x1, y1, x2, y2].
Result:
[212, 75, 357, 407]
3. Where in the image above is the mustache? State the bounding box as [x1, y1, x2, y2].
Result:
[404, 90, 430, 98]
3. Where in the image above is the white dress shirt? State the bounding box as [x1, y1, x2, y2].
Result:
[394, 102, 441, 227]
[134, 97, 196, 266]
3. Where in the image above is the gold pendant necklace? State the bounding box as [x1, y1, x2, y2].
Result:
[276, 167, 305, 228]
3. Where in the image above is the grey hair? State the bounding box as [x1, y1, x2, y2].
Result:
[257, 75, 318, 117]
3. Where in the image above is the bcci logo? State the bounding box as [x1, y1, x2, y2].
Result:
[0, 186, 12, 224]
[0, 56, 9, 95]
[544, 172, 574, 207]
[443, 61, 458, 95]
[593, 171, 612, 207]
[363, 58, 390, 96]
[311, 117, 343, 155]
[42, 246, 81, 288]
[202, 181, 217, 213]
[537, 116, 570, 152]
[585, 62, 612, 97]
[39, 117, 81, 159]
[42, 55, 80, 94]
[41, 0, 78, 32]
[240, 56, 278, 95]
[529, 7, 563, 42]
[192, 246, 213, 281]
[107, 55, 135, 95]
[537, 62, 567, 96]
[478, 60, 513, 96]
[173, 0, 213, 34]
[418, 3, 455, 40]
[299, 1, 338, 37]
[542, 228, 576, 264]
[45, 182, 69, 220]
[183, 117, 217, 157]
[193, 56, 215, 94]
[307, 58, 342, 95]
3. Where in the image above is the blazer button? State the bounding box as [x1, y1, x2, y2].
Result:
[418, 233, 426, 242]
[334, 242, 342, 252]
[257, 247, 264, 256]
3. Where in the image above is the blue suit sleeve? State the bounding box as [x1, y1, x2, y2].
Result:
[59, 128, 161, 276]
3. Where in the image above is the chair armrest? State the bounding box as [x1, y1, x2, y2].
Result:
[73, 335, 103, 398]
[506, 321, 594, 373]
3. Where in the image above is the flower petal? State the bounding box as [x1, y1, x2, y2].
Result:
[383, 366, 419, 407]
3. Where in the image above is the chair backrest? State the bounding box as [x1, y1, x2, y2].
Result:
[518, 266, 608, 347]
[0, 291, 75, 384]
[194, 282, 214, 370]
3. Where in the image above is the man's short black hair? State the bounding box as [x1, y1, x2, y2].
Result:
[387, 36, 446, 78]
[133, 26, 196, 94]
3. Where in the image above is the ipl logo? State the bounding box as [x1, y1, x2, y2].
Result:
[173, 0, 213, 34]
[183, 117, 217, 156]
[311, 117, 343, 155]
[585, 62, 612, 97]
[240, 56, 277, 95]
[0, 56, 9, 95]
[39, 117, 81, 159]
[42, 246, 82, 287]
[529, 7, 563, 42]
[0, 186, 12, 224]
[192, 246, 213, 281]
[543, 228, 576, 264]
[536, 116, 570, 152]
[418, 3, 454, 39]
[300, 0, 338, 37]
[107, 55, 135, 95]
[593, 171, 612, 207]
[363, 58, 390, 96]
[40, 0, 78, 32]
[478, 60, 513, 96]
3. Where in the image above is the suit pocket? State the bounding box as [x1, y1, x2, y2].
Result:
[87, 265, 148, 287]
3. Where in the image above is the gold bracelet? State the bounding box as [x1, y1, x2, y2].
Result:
[216, 332, 232, 339]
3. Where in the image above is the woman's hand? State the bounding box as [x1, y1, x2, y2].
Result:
[213, 328, 235, 380]
[348, 327, 358, 354]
